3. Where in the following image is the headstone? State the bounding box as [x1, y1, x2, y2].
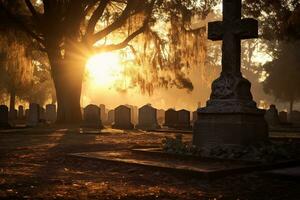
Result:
[279, 111, 288, 123]
[164, 109, 178, 128]
[157, 109, 165, 125]
[25, 109, 29, 121]
[0, 105, 10, 128]
[107, 109, 115, 125]
[9, 109, 17, 120]
[136, 104, 160, 130]
[27, 103, 40, 127]
[82, 104, 103, 128]
[290, 111, 300, 125]
[193, 0, 268, 148]
[112, 105, 134, 129]
[18, 105, 24, 119]
[264, 105, 280, 127]
[45, 104, 57, 123]
[177, 109, 191, 129]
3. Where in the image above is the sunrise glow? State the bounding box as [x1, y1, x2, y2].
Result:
[86, 52, 122, 87]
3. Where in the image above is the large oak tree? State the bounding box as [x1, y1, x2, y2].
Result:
[0, 0, 218, 124]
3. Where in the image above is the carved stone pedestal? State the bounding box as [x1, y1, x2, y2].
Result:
[193, 75, 269, 148]
[193, 107, 268, 148]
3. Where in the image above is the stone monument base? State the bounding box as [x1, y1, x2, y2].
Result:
[193, 101, 268, 148]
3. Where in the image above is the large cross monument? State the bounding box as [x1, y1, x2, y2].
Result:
[193, 0, 268, 148]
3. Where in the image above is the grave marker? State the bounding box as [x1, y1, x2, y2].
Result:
[193, 0, 268, 148]
[136, 104, 160, 130]
[112, 105, 134, 129]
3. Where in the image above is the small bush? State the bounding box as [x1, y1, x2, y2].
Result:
[161, 136, 300, 163]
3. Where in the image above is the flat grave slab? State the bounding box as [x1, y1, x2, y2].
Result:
[269, 131, 300, 142]
[69, 148, 300, 179]
[265, 166, 300, 180]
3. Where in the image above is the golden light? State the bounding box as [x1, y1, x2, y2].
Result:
[86, 52, 122, 87]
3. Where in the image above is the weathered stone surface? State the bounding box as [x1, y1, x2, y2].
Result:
[136, 104, 160, 130]
[112, 105, 134, 130]
[193, 113, 268, 147]
[82, 104, 103, 129]
[164, 109, 178, 128]
[27, 103, 40, 127]
[18, 105, 24, 119]
[290, 111, 300, 125]
[9, 109, 17, 120]
[45, 104, 57, 123]
[279, 111, 288, 123]
[0, 105, 10, 128]
[193, 0, 268, 148]
[177, 109, 191, 129]
[265, 105, 280, 127]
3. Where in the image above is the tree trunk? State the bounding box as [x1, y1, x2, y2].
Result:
[9, 89, 15, 112]
[9, 89, 16, 120]
[49, 55, 85, 124]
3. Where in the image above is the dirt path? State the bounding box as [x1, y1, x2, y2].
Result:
[0, 128, 299, 200]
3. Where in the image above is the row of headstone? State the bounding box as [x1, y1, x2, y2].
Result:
[27, 104, 57, 126]
[102, 105, 193, 130]
[264, 104, 300, 127]
[164, 109, 191, 129]
[0, 103, 57, 128]
[0, 105, 10, 128]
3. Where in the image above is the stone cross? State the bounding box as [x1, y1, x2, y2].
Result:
[208, 0, 258, 76]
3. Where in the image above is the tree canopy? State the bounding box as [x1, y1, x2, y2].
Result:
[263, 42, 300, 112]
[0, 0, 220, 123]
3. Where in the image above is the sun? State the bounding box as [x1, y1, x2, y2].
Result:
[86, 52, 122, 87]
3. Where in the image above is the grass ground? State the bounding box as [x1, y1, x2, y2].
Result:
[0, 128, 299, 200]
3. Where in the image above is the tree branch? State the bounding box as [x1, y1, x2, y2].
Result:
[92, 0, 156, 53]
[85, 0, 110, 38]
[24, 0, 39, 20]
[91, 1, 142, 44]
[0, 2, 45, 45]
[93, 20, 148, 53]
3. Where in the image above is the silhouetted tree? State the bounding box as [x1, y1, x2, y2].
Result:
[0, 0, 219, 124]
[263, 42, 300, 113]
[243, 0, 300, 109]
[244, 0, 300, 41]
[0, 31, 33, 115]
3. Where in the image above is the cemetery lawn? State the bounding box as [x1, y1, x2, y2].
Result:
[0, 128, 300, 200]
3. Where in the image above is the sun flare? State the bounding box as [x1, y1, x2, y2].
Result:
[86, 52, 122, 87]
